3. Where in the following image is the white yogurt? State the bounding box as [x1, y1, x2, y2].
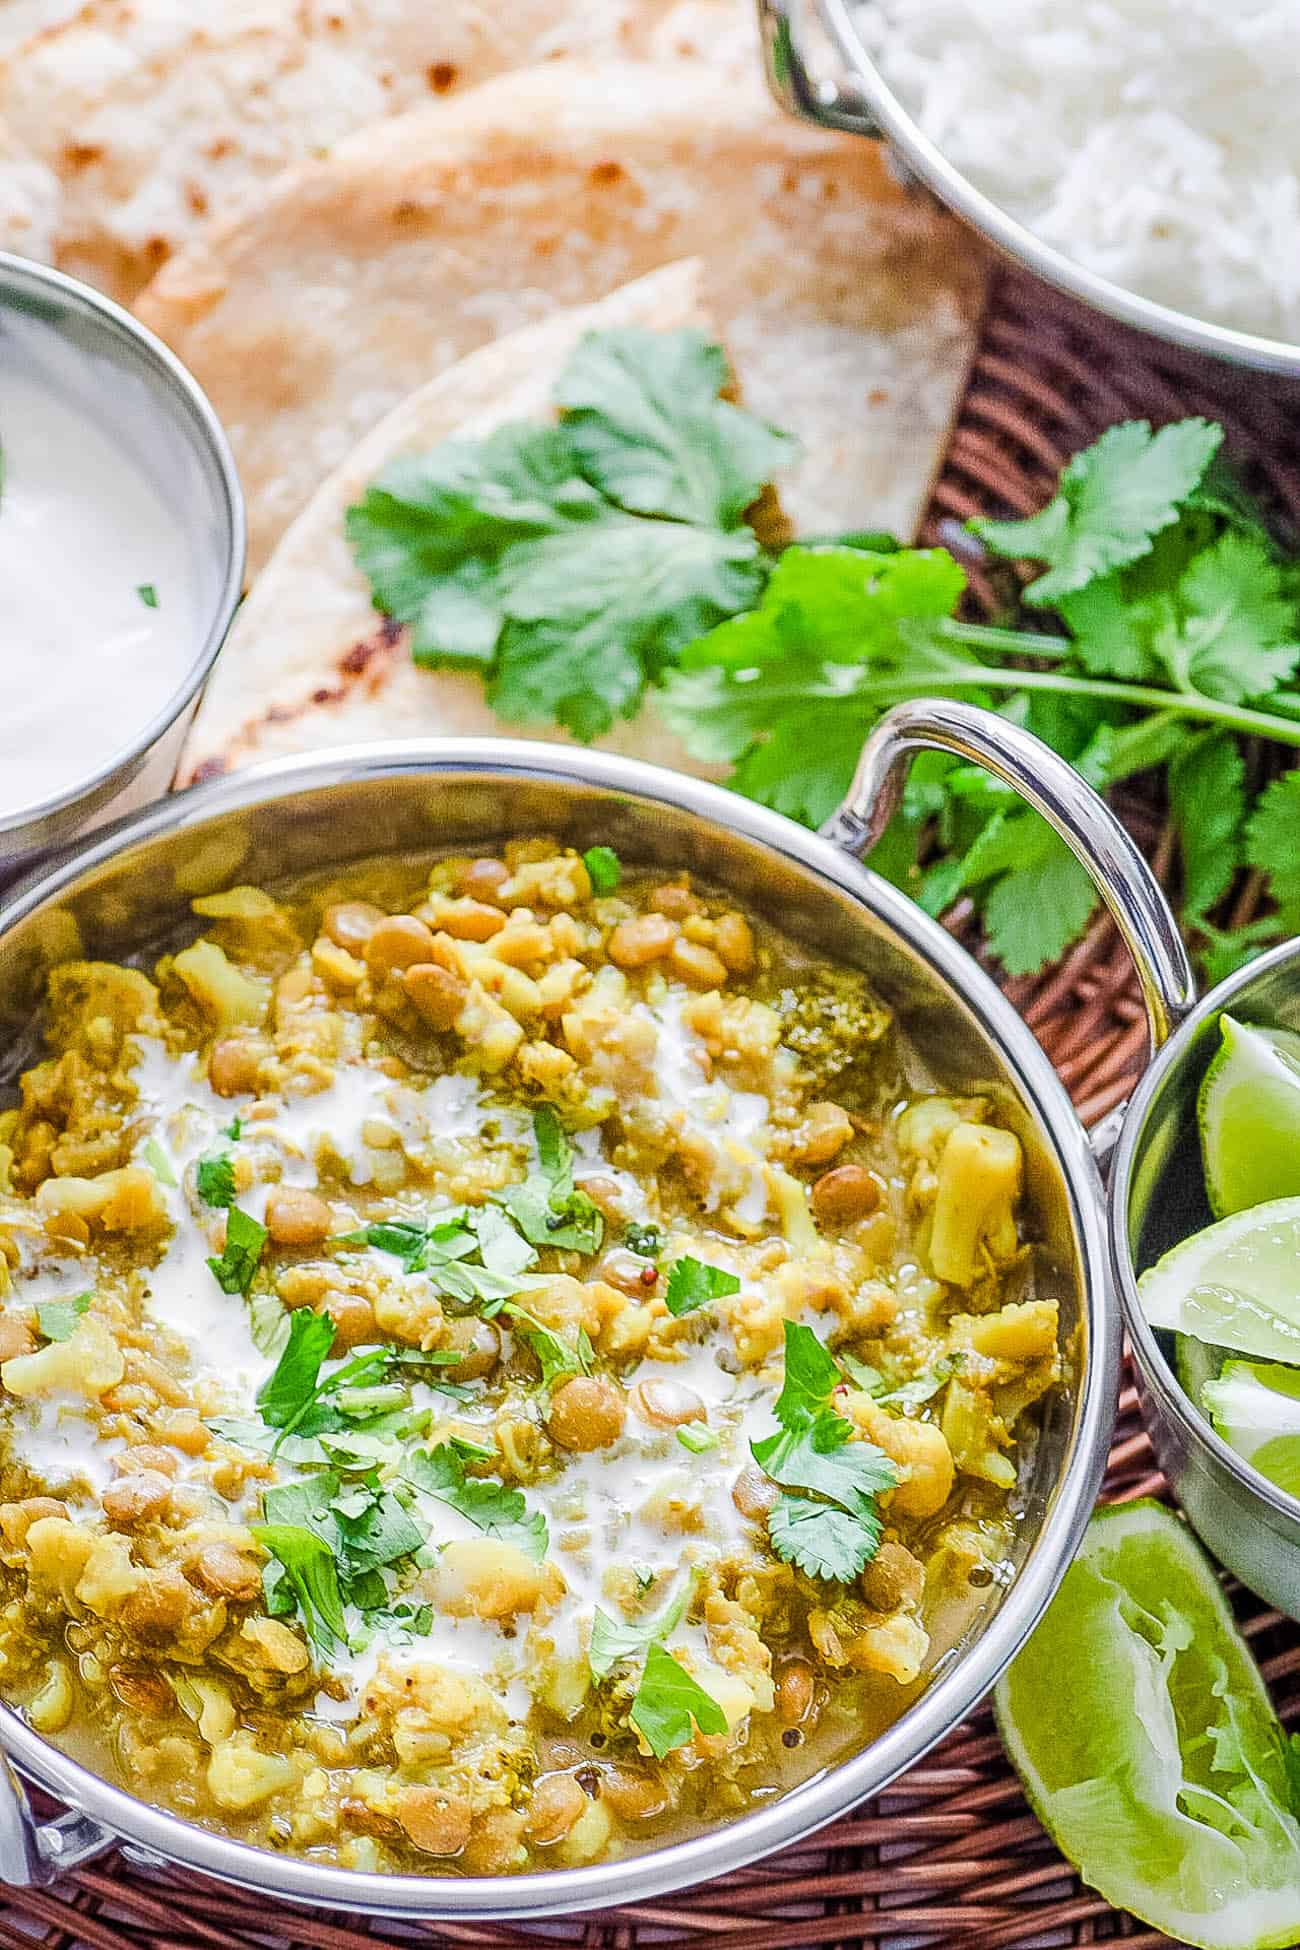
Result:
[0, 357, 200, 816]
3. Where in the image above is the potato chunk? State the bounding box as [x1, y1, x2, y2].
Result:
[3, 1317, 124, 1398]
[928, 1123, 1022, 1286]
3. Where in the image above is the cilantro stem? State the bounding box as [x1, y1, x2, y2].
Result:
[936, 618, 1073, 660]
[858, 659, 1300, 751]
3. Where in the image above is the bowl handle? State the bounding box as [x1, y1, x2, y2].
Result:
[0, 1757, 115, 1885]
[756, 0, 880, 134]
[823, 698, 1196, 1053]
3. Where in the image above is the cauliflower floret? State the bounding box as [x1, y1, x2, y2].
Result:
[846, 1395, 955, 1520]
[3, 1316, 124, 1398]
[950, 1298, 1058, 1365]
[928, 1122, 1022, 1287]
[207, 1739, 296, 1810]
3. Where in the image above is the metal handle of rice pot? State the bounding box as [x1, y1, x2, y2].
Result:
[824, 699, 1197, 1053]
[755, 0, 881, 136]
[0, 1758, 115, 1884]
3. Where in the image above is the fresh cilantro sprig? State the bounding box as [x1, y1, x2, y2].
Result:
[749, 1322, 897, 1583]
[589, 1572, 696, 1680]
[660, 421, 1300, 980]
[253, 1470, 428, 1653]
[346, 327, 791, 739]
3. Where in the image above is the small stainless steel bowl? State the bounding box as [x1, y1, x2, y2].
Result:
[1111, 941, 1300, 1619]
[0, 252, 244, 877]
[0, 700, 1178, 1917]
[757, 0, 1300, 377]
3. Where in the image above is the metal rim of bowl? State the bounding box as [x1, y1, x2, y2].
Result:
[0, 738, 1121, 1919]
[0, 251, 246, 839]
[1110, 933, 1300, 1526]
[815, 0, 1300, 378]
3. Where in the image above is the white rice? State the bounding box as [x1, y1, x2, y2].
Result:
[857, 0, 1300, 343]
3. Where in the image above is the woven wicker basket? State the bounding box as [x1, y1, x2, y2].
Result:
[8, 266, 1300, 1950]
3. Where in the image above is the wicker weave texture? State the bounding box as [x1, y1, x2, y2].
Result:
[5, 267, 1300, 1950]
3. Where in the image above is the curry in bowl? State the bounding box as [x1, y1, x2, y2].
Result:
[0, 841, 1062, 1875]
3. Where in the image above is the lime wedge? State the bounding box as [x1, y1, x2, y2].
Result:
[996, 1500, 1300, 1950]
[1175, 1332, 1227, 1404]
[1199, 1015, 1300, 1218]
[1203, 1360, 1300, 1498]
[1137, 1196, 1300, 1362]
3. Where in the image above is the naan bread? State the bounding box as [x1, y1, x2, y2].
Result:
[0, 0, 753, 298]
[139, 58, 986, 573]
[179, 262, 722, 785]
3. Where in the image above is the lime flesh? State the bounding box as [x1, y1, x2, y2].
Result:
[996, 1500, 1300, 1950]
[1138, 1196, 1300, 1363]
[1203, 1360, 1300, 1498]
[1199, 1015, 1300, 1218]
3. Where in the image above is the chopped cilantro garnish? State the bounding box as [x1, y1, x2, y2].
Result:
[251, 1523, 347, 1655]
[405, 1443, 548, 1558]
[624, 1221, 662, 1259]
[206, 1205, 267, 1296]
[504, 1304, 593, 1391]
[676, 1422, 719, 1454]
[750, 1321, 897, 1583]
[629, 1642, 727, 1759]
[222, 1115, 243, 1140]
[589, 1572, 695, 1680]
[136, 582, 159, 608]
[583, 845, 621, 894]
[195, 1148, 237, 1209]
[494, 1108, 603, 1255]
[35, 1292, 92, 1343]
[664, 1254, 741, 1317]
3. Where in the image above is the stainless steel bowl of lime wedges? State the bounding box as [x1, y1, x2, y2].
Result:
[1110, 944, 1300, 1624]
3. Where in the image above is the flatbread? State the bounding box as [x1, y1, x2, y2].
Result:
[0, 0, 754, 298]
[179, 262, 723, 785]
[139, 57, 987, 573]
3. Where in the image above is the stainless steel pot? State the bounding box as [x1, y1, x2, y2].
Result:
[756, 0, 1300, 378]
[0, 253, 245, 876]
[0, 701, 1192, 1918]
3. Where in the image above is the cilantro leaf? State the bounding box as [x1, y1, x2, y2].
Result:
[207, 1206, 267, 1296]
[251, 1523, 347, 1655]
[767, 1494, 883, 1583]
[196, 1149, 237, 1209]
[405, 1443, 548, 1558]
[495, 1110, 603, 1254]
[257, 1307, 337, 1429]
[956, 808, 1102, 978]
[347, 328, 785, 740]
[1246, 770, 1300, 919]
[506, 1305, 593, 1390]
[136, 583, 158, 609]
[1150, 530, 1300, 704]
[582, 845, 621, 895]
[36, 1292, 92, 1343]
[589, 1573, 695, 1680]
[1169, 734, 1247, 924]
[664, 1255, 741, 1317]
[752, 1322, 896, 1583]
[974, 419, 1223, 604]
[628, 1641, 727, 1759]
[554, 327, 793, 527]
[624, 1222, 662, 1259]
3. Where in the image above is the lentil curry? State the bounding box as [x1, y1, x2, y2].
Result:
[0, 841, 1063, 1875]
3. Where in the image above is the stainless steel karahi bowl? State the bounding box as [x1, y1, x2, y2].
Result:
[756, 0, 1300, 378]
[0, 253, 245, 878]
[1112, 942, 1300, 1621]
[0, 699, 1185, 1916]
